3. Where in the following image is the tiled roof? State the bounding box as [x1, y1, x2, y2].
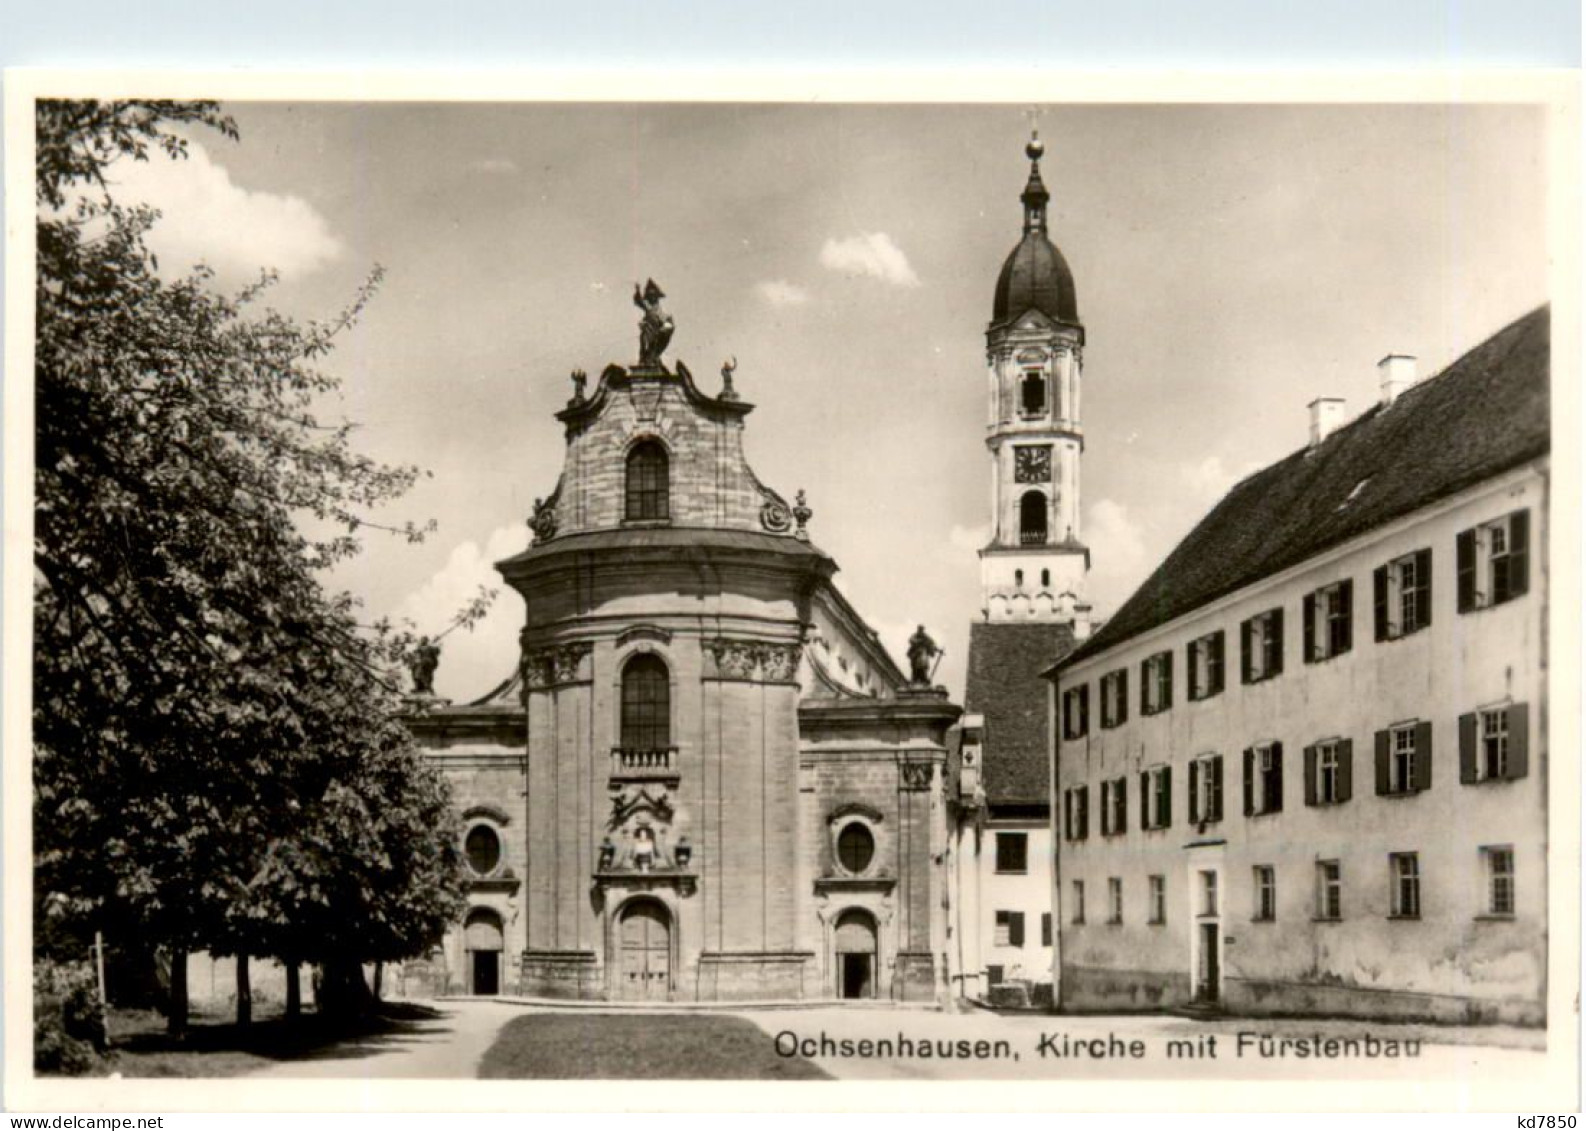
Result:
[964, 620, 1078, 805]
[1060, 305, 1551, 670]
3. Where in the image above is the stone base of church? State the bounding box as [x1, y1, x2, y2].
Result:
[520, 949, 601, 999]
[695, 950, 816, 1001]
[891, 951, 939, 1002]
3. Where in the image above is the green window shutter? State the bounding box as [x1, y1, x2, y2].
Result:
[1115, 776, 1127, 831]
[1139, 771, 1150, 829]
[1339, 579, 1354, 653]
[1139, 660, 1149, 714]
[1119, 671, 1129, 725]
[1161, 766, 1172, 827]
[1211, 755, 1224, 821]
[1303, 592, 1317, 662]
[1242, 747, 1255, 816]
[1270, 609, 1284, 675]
[1271, 741, 1284, 812]
[1456, 528, 1477, 612]
[1210, 632, 1224, 694]
[1042, 912, 1052, 947]
[1240, 619, 1254, 683]
[1374, 729, 1390, 795]
[1303, 744, 1318, 806]
[1337, 739, 1353, 803]
[1188, 760, 1200, 825]
[1507, 702, 1529, 780]
[1374, 565, 1389, 640]
[1458, 712, 1478, 784]
[1163, 651, 1174, 709]
[1509, 510, 1530, 599]
[1010, 912, 1025, 947]
[1414, 720, 1434, 791]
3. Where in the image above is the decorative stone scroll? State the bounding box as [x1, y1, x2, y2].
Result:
[702, 638, 802, 683]
[521, 640, 594, 690]
[899, 761, 935, 791]
[759, 499, 793, 534]
[529, 496, 558, 544]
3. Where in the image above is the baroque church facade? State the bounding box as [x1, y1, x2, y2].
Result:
[403, 289, 959, 1002]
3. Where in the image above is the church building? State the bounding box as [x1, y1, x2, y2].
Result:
[950, 136, 1092, 1005]
[403, 288, 960, 1003]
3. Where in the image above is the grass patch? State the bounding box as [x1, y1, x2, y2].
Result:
[73, 1001, 447, 1078]
[479, 1013, 831, 1080]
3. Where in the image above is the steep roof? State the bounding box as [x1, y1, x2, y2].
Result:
[1061, 305, 1551, 669]
[964, 620, 1078, 805]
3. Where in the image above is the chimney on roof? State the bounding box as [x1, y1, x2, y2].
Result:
[1378, 354, 1418, 406]
[1308, 397, 1346, 446]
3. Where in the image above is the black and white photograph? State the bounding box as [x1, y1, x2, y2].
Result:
[3, 74, 1578, 1112]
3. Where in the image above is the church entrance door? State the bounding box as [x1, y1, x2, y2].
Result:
[465, 908, 504, 996]
[834, 909, 879, 1000]
[618, 899, 671, 1001]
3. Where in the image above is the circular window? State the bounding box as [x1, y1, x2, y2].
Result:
[836, 822, 875, 875]
[465, 825, 502, 877]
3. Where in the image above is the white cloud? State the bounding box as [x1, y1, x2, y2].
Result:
[393, 524, 526, 701]
[1083, 499, 1151, 617]
[107, 139, 344, 280]
[948, 523, 989, 552]
[756, 280, 810, 307]
[819, 232, 921, 287]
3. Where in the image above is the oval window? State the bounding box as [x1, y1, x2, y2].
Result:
[837, 822, 875, 875]
[465, 825, 502, 877]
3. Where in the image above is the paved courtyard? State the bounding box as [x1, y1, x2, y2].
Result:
[240, 999, 1547, 1083]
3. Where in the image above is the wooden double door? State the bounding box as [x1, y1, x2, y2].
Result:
[617, 899, 672, 1000]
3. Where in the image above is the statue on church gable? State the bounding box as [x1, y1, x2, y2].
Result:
[569, 368, 587, 404]
[719, 356, 738, 401]
[906, 624, 941, 687]
[633, 278, 674, 367]
[408, 636, 441, 695]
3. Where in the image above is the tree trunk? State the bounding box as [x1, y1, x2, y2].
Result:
[316, 957, 374, 1019]
[167, 947, 188, 1039]
[285, 962, 301, 1021]
[235, 953, 252, 1027]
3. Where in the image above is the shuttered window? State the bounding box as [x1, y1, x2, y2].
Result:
[1188, 754, 1224, 825]
[1304, 580, 1353, 662]
[1243, 742, 1284, 816]
[1240, 608, 1284, 683]
[1374, 549, 1433, 640]
[1304, 739, 1352, 806]
[1458, 510, 1531, 613]
[1375, 721, 1432, 796]
[1459, 702, 1529, 783]
[1188, 631, 1225, 700]
[1141, 650, 1173, 714]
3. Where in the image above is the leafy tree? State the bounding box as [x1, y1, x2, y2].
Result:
[33, 100, 471, 1035]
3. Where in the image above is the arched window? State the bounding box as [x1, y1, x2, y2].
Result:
[1020, 491, 1048, 545]
[1014, 569, 1024, 588]
[1041, 568, 1051, 588]
[621, 654, 671, 751]
[465, 824, 502, 877]
[625, 440, 669, 521]
[1021, 372, 1046, 416]
[837, 822, 876, 875]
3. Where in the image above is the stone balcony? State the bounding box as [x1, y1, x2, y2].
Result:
[610, 746, 680, 784]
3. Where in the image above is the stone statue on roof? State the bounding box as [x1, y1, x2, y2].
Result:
[907, 624, 940, 686]
[408, 636, 441, 696]
[633, 278, 674, 367]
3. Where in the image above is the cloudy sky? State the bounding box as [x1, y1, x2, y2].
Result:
[104, 101, 1549, 699]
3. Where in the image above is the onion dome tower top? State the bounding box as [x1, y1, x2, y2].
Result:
[990, 132, 1080, 329]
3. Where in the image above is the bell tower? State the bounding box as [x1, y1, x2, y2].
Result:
[980, 134, 1092, 636]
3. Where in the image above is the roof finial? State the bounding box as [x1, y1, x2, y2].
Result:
[1020, 128, 1050, 235]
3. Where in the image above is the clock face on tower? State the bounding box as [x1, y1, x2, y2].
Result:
[1014, 445, 1053, 484]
